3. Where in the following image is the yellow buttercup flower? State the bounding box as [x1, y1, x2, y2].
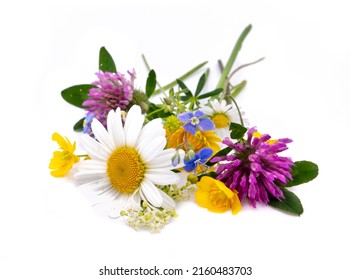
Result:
[195, 176, 241, 215]
[49, 132, 79, 177]
[166, 127, 221, 155]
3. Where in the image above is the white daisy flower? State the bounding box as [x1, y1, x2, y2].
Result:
[202, 99, 248, 139]
[75, 105, 182, 217]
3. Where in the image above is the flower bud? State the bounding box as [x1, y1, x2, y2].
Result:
[185, 149, 195, 161]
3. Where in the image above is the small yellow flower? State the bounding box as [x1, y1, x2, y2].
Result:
[166, 127, 221, 155]
[49, 132, 79, 177]
[164, 115, 182, 133]
[195, 176, 241, 215]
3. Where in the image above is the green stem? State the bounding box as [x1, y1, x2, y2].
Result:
[216, 24, 252, 89]
[141, 53, 151, 71]
[230, 97, 244, 126]
[77, 154, 89, 158]
[221, 57, 264, 102]
[153, 61, 208, 95]
[145, 108, 164, 118]
[224, 57, 264, 91]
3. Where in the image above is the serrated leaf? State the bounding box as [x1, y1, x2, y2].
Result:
[269, 187, 304, 215]
[99, 47, 116, 73]
[61, 84, 97, 108]
[73, 117, 85, 132]
[146, 69, 157, 97]
[285, 161, 319, 187]
[197, 88, 223, 100]
[177, 79, 192, 97]
[194, 73, 206, 96]
[229, 122, 247, 139]
[207, 146, 232, 167]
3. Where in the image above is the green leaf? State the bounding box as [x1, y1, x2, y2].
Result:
[216, 24, 252, 89]
[146, 103, 172, 121]
[231, 80, 247, 99]
[198, 172, 217, 180]
[99, 47, 116, 73]
[285, 161, 319, 187]
[229, 122, 247, 139]
[194, 73, 206, 96]
[61, 84, 97, 108]
[177, 79, 192, 97]
[197, 88, 223, 100]
[153, 61, 208, 95]
[206, 146, 232, 167]
[145, 69, 157, 97]
[269, 187, 304, 215]
[180, 96, 190, 101]
[73, 117, 85, 132]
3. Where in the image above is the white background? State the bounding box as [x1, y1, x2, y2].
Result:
[1, 0, 349, 279]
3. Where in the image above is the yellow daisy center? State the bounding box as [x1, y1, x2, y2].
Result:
[211, 113, 229, 128]
[107, 147, 146, 194]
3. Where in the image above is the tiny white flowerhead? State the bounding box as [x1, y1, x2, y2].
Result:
[202, 99, 248, 139]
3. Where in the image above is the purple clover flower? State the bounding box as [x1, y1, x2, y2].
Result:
[184, 148, 213, 172]
[177, 110, 214, 135]
[212, 127, 294, 207]
[83, 70, 135, 128]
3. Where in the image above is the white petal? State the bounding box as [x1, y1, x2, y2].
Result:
[124, 105, 144, 147]
[145, 171, 180, 185]
[159, 190, 176, 209]
[107, 193, 132, 218]
[128, 190, 142, 211]
[96, 187, 120, 201]
[77, 159, 106, 171]
[75, 169, 106, 176]
[91, 118, 115, 152]
[137, 137, 166, 163]
[147, 148, 184, 169]
[100, 193, 129, 217]
[80, 134, 110, 161]
[140, 179, 163, 207]
[136, 118, 164, 149]
[107, 108, 125, 147]
[149, 148, 175, 161]
[76, 177, 107, 187]
[212, 99, 222, 112]
[147, 159, 173, 169]
[74, 170, 106, 181]
[214, 127, 230, 140]
[201, 105, 214, 116]
[176, 171, 189, 188]
[78, 178, 111, 192]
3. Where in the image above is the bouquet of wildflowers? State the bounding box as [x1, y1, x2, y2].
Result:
[49, 25, 318, 231]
